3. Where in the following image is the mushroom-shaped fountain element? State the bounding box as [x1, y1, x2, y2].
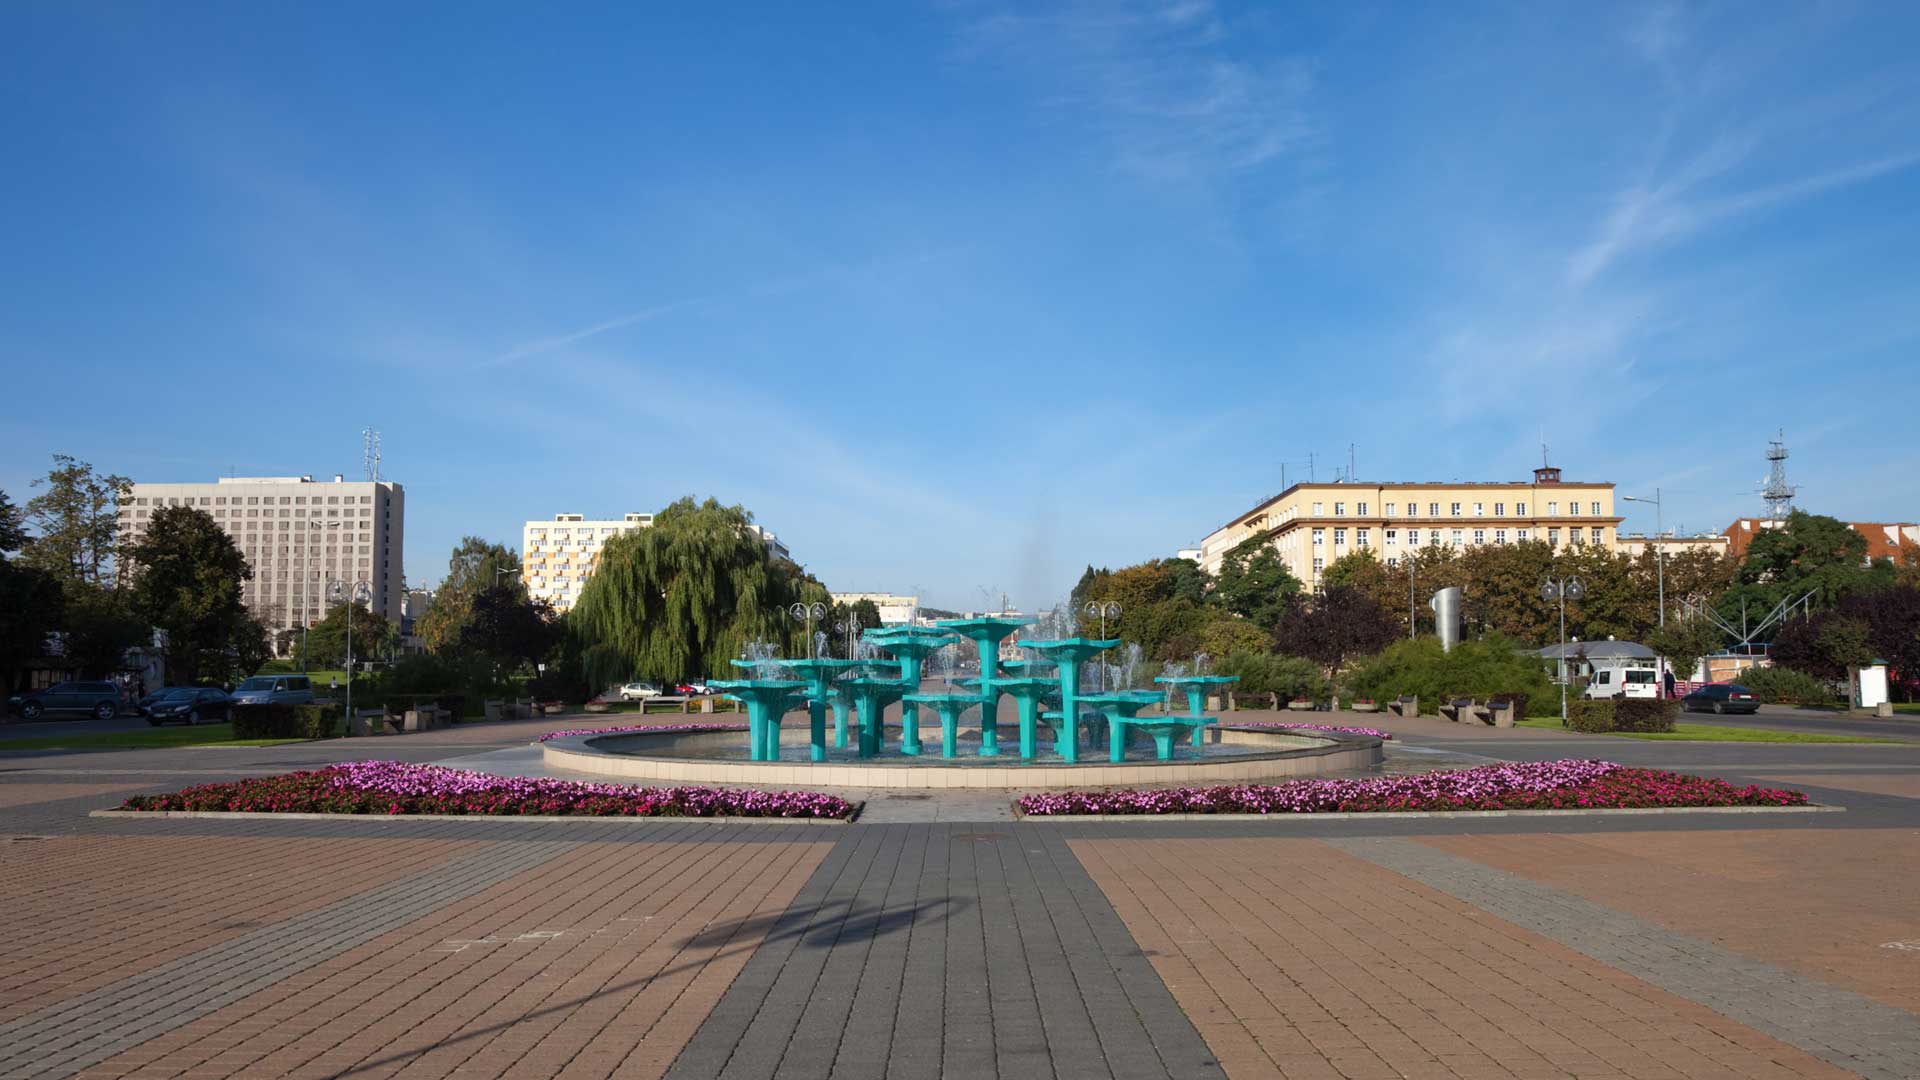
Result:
[933, 616, 1034, 756]
[748, 658, 875, 762]
[1153, 674, 1241, 747]
[1081, 689, 1188, 762]
[957, 675, 1055, 759]
[820, 658, 902, 749]
[708, 679, 808, 761]
[1015, 637, 1120, 763]
[839, 676, 914, 758]
[860, 626, 958, 756]
[900, 693, 979, 758]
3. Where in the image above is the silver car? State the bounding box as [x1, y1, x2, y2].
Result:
[230, 674, 316, 707]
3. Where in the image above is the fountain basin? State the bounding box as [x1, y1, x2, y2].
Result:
[540, 724, 1383, 789]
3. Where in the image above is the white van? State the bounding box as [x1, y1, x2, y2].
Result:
[1583, 666, 1659, 700]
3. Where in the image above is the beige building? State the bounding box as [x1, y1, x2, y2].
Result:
[1615, 533, 1731, 559]
[525, 513, 792, 613]
[1195, 466, 1623, 586]
[828, 592, 919, 627]
[117, 475, 406, 638]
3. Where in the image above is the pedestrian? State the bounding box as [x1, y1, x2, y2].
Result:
[1663, 667, 1677, 700]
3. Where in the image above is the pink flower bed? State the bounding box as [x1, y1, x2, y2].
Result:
[118, 760, 853, 819]
[1015, 760, 1808, 816]
[1228, 721, 1393, 740]
[538, 722, 747, 743]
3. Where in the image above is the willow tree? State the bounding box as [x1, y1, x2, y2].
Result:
[570, 497, 825, 686]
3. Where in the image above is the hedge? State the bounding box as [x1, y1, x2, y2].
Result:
[1735, 666, 1839, 706]
[231, 703, 340, 741]
[1614, 698, 1677, 733]
[1567, 699, 1615, 733]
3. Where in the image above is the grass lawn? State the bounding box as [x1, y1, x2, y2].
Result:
[0, 722, 309, 751]
[1514, 717, 1904, 744]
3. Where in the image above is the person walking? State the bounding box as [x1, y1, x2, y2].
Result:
[1663, 667, 1677, 700]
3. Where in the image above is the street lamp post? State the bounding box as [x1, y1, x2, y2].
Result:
[789, 602, 827, 658]
[1083, 601, 1121, 689]
[834, 618, 856, 660]
[328, 578, 374, 728]
[1622, 489, 1665, 627]
[1405, 557, 1416, 639]
[1540, 576, 1586, 724]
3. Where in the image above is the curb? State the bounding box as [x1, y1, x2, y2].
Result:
[1010, 803, 1845, 822]
[87, 808, 856, 826]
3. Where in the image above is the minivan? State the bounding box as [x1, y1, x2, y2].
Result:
[231, 674, 316, 707]
[1583, 666, 1659, 700]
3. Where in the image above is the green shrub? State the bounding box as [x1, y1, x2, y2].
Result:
[1613, 698, 1676, 733]
[1736, 665, 1839, 706]
[1341, 634, 1554, 714]
[1567, 699, 1615, 733]
[231, 703, 339, 740]
[1216, 652, 1328, 701]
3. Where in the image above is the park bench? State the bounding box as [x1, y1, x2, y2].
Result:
[483, 699, 508, 721]
[1109, 714, 1215, 762]
[351, 708, 387, 737]
[1387, 695, 1419, 717]
[1439, 698, 1489, 724]
[403, 704, 444, 732]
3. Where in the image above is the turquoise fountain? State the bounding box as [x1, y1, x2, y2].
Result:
[708, 678, 807, 761]
[860, 625, 957, 756]
[933, 615, 1033, 756]
[1016, 637, 1120, 763]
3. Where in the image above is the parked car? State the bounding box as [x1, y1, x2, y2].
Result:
[1681, 683, 1760, 715]
[142, 687, 234, 725]
[618, 682, 662, 701]
[673, 682, 712, 696]
[1583, 666, 1660, 700]
[230, 674, 315, 707]
[6, 680, 122, 721]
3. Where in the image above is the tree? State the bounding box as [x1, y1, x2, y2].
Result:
[23, 455, 131, 588]
[1457, 542, 1558, 642]
[124, 506, 255, 684]
[415, 537, 522, 652]
[1214, 537, 1303, 630]
[1643, 616, 1723, 683]
[1197, 615, 1272, 660]
[1323, 550, 1412, 634]
[306, 600, 397, 669]
[0, 489, 64, 692]
[1273, 585, 1399, 680]
[569, 497, 815, 685]
[1732, 511, 1881, 612]
[1770, 585, 1920, 701]
[457, 585, 559, 671]
[1818, 617, 1875, 706]
[58, 586, 149, 679]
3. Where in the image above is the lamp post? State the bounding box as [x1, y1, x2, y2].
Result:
[1622, 489, 1665, 627]
[1405, 557, 1416, 639]
[834, 617, 857, 660]
[328, 578, 374, 726]
[300, 519, 343, 671]
[789, 601, 827, 658]
[1540, 576, 1586, 724]
[1083, 601, 1121, 689]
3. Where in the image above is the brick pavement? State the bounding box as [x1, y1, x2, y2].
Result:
[1419, 829, 1920, 1016]
[1075, 836, 1879, 1080]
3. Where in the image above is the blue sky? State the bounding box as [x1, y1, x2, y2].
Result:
[4, 2, 1917, 613]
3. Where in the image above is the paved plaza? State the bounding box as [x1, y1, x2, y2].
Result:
[3, 710, 1920, 1079]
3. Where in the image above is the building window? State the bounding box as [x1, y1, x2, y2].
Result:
[1333, 528, 1347, 546]
[1591, 501, 1601, 515]
[1356, 530, 1369, 548]
[1473, 502, 1484, 516]
[1472, 529, 1485, 544]
[1572, 530, 1585, 545]
[1427, 502, 1438, 516]
[1516, 502, 1527, 515]
[1517, 529, 1530, 541]
[1385, 529, 1397, 545]
[1450, 502, 1462, 516]
[1494, 503, 1505, 516]
[1591, 527, 1603, 544]
[1357, 502, 1369, 516]
[1312, 528, 1324, 546]
[1334, 502, 1346, 516]
[1387, 556, 1399, 568]
[1312, 557, 1324, 572]
[1386, 503, 1396, 516]
[1548, 501, 1558, 515]
[1312, 502, 1323, 515]
[1451, 529, 1464, 546]
[1569, 503, 1581, 516]
[1494, 529, 1507, 544]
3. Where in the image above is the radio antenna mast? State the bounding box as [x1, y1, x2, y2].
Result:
[362, 428, 382, 484]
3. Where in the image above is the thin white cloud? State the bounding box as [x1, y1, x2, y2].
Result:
[491, 299, 705, 366]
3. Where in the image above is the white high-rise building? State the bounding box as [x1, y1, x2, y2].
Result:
[523, 512, 795, 613]
[117, 475, 406, 638]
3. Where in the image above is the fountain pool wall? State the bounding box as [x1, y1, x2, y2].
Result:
[541, 725, 1383, 789]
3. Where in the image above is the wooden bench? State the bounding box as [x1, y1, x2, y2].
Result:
[1387, 695, 1419, 717]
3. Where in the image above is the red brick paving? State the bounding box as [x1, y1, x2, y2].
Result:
[0, 835, 481, 1023]
[73, 837, 832, 1080]
[1421, 828, 1920, 1016]
[1073, 837, 1856, 1080]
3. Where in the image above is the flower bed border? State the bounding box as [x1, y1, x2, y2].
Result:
[89, 807, 854, 825]
[1009, 803, 1841, 821]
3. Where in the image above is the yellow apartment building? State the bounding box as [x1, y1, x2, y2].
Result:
[1194, 467, 1623, 587]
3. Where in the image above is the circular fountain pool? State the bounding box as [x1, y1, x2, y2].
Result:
[540, 722, 1383, 789]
